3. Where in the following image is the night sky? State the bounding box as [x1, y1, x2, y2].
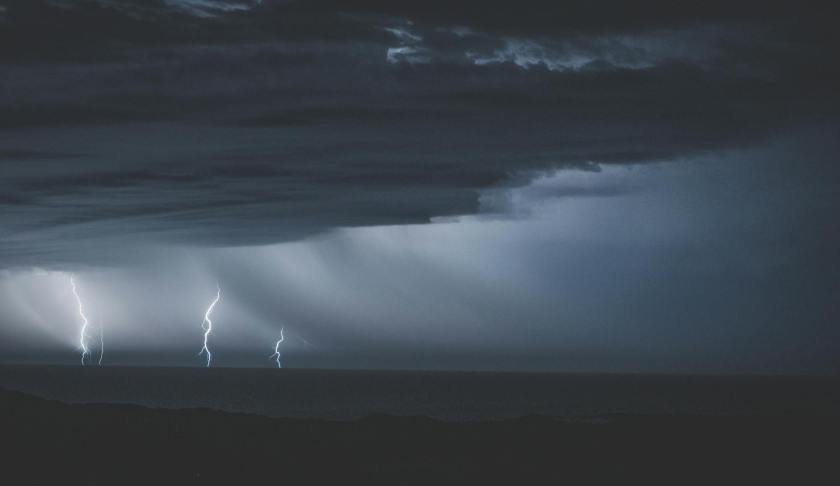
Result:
[1, 0, 838, 372]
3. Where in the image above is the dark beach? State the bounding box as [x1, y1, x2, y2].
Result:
[3, 367, 839, 484]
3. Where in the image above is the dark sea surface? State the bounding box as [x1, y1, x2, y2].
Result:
[1, 365, 838, 421]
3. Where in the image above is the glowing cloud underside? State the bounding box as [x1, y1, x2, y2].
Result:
[270, 327, 285, 369]
[69, 275, 89, 366]
[199, 283, 221, 367]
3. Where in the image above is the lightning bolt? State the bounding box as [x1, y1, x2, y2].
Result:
[69, 275, 90, 366]
[199, 283, 221, 367]
[269, 327, 285, 368]
[98, 322, 104, 366]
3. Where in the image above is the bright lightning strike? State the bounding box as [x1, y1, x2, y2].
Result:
[98, 323, 104, 366]
[69, 275, 90, 366]
[199, 283, 221, 367]
[269, 327, 285, 368]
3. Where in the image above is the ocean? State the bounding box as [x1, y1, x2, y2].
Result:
[1, 365, 838, 421]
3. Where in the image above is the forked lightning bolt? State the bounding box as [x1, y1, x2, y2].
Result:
[199, 283, 221, 367]
[69, 276, 90, 365]
[270, 327, 285, 368]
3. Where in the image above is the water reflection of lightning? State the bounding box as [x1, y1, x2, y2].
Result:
[69, 276, 90, 366]
[199, 283, 221, 367]
[270, 327, 285, 368]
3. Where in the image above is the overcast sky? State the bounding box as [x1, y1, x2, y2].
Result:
[1, 1, 838, 372]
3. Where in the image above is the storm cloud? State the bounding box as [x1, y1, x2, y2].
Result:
[1, 1, 838, 372]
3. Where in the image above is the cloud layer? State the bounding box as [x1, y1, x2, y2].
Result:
[2, 1, 838, 267]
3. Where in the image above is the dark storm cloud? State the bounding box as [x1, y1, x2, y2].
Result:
[1, 0, 839, 268]
[0, 1, 838, 373]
